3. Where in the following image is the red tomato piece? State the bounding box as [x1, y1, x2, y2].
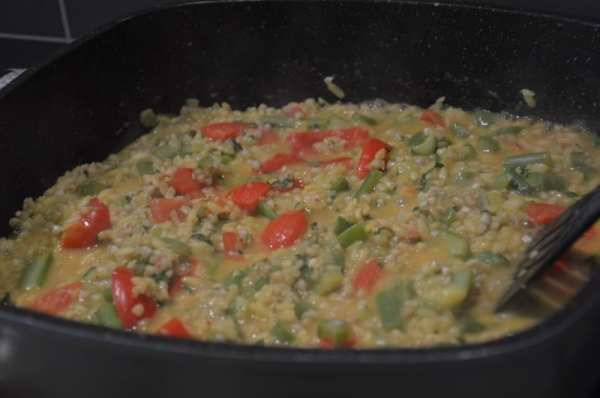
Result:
[353, 259, 384, 292]
[402, 231, 422, 244]
[420, 109, 446, 127]
[356, 138, 391, 178]
[320, 156, 353, 168]
[259, 130, 280, 145]
[150, 198, 193, 223]
[29, 282, 82, 315]
[525, 203, 566, 226]
[111, 267, 157, 329]
[261, 211, 307, 249]
[222, 231, 245, 261]
[61, 198, 111, 249]
[319, 338, 357, 349]
[258, 153, 305, 174]
[156, 317, 192, 338]
[226, 181, 271, 211]
[171, 167, 205, 196]
[200, 122, 252, 141]
[286, 127, 369, 153]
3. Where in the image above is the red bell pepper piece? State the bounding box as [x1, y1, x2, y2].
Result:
[226, 181, 271, 211]
[156, 317, 192, 338]
[29, 282, 82, 315]
[222, 231, 245, 261]
[258, 153, 305, 174]
[261, 211, 307, 249]
[200, 122, 252, 141]
[420, 109, 446, 127]
[150, 198, 193, 223]
[171, 167, 205, 196]
[525, 203, 565, 226]
[61, 198, 111, 249]
[286, 127, 369, 153]
[353, 259, 384, 292]
[111, 267, 157, 329]
[356, 138, 391, 178]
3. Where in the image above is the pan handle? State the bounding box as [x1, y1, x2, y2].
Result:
[0, 69, 26, 91]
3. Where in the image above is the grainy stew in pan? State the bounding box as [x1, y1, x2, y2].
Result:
[1, 98, 599, 347]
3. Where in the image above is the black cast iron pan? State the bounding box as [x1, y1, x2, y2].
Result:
[0, 1, 599, 397]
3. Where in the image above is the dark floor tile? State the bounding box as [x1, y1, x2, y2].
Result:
[0, 0, 64, 37]
[64, 0, 167, 37]
[0, 38, 66, 69]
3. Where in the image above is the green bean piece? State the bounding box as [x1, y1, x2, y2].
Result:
[451, 170, 474, 186]
[473, 110, 496, 126]
[461, 316, 487, 334]
[452, 270, 473, 294]
[247, 278, 269, 296]
[352, 113, 378, 126]
[161, 237, 192, 257]
[450, 123, 471, 138]
[490, 172, 510, 190]
[261, 115, 295, 127]
[441, 231, 470, 260]
[315, 269, 343, 296]
[569, 152, 588, 170]
[19, 252, 53, 290]
[140, 108, 158, 128]
[478, 136, 500, 153]
[221, 155, 235, 165]
[95, 302, 123, 329]
[303, 118, 328, 129]
[497, 126, 522, 135]
[333, 216, 354, 236]
[477, 251, 510, 268]
[77, 180, 108, 197]
[102, 288, 113, 302]
[584, 167, 599, 182]
[336, 223, 368, 248]
[505, 168, 537, 196]
[199, 156, 214, 169]
[409, 131, 438, 156]
[526, 172, 566, 192]
[330, 247, 346, 268]
[271, 321, 295, 343]
[256, 201, 277, 219]
[223, 269, 248, 287]
[355, 170, 382, 199]
[294, 301, 314, 318]
[330, 177, 350, 192]
[376, 285, 405, 331]
[442, 208, 457, 225]
[327, 115, 351, 128]
[317, 319, 352, 347]
[503, 151, 552, 169]
[154, 144, 178, 160]
[457, 144, 477, 160]
[136, 160, 154, 176]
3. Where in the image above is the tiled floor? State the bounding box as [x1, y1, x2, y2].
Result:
[0, 0, 599, 69]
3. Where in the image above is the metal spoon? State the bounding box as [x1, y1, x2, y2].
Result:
[495, 185, 600, 312]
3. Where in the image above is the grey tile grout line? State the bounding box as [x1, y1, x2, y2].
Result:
[57, 0, 72, 41]
[0, 32, 70, 44]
